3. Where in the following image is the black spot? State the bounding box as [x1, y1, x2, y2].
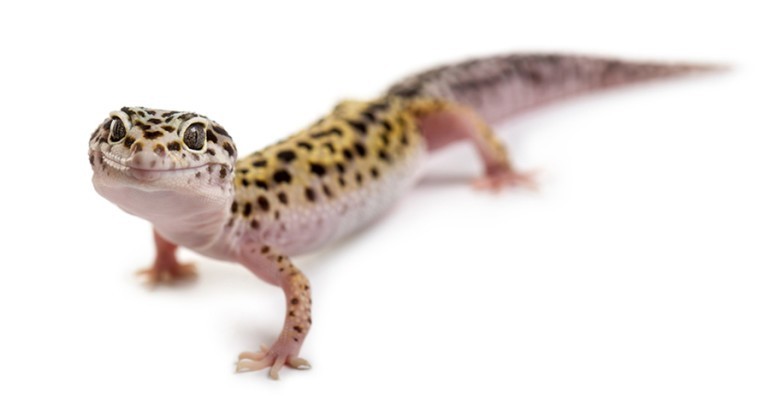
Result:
[323, 143, 336, 153]
[347, 120, 367, 134]
[206, 130, 218, 143]
[231, 201, 238, 213]
[161, 111, 176, 118]
[273, 170, 292, 184]
[222, 142, 235, 157]
[310, 127, 343, 139]
[338, 177, 346, 187]
[148, 118, 162, 124]
[219, 167, 227, 178]
[241, 178, 249, 187]
[381, 120, 393, 132]
[137, 110, 147, 117]
[167, 141, 181, 151]
[297, 141, 313, 150]
[252, 160, 267, 168]
[212, 124, 230, 137]
[178, 113, 195, 121]
[124, 136, 136, 148]
[361, 111, 376, 122]
[250, 219, 260, 229]
[136, 123, 152, 131]
[144, 131, 163, 140]
[278, 192, 288, 205]
[378, 150, 391, 163]
[335, 163, 346, 173]
[322, 184, 333, 198]
[355, 172, 363, 185]
[293, 326, 304, 333]
[261, 246, 270, 254]
[343, 148, 354, 161]
[257, 196, 270, 211]
[290, 298, 299, 305]
[161, 125, 174, 132]
[371, 167, 380, 179]
[255, 180, 269, 190]
[305, 187, 316, 202]
[309, 163, 326, 176]
[153, 144, 165, 155]
[120, 107, 133, 116]
[243, 202, 252, 216]
[368, 101, 389, 112]
[277, 150, 297, 163]
[206, 149, 216, 156]
[354, 142, 367, 157]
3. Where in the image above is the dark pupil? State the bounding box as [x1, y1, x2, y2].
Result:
[110, 119, 126, 142]
[183, 124, 206, 150]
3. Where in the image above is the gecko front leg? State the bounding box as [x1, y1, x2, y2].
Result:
[137, 229, 197, 285]
[235, 244, 312, 379]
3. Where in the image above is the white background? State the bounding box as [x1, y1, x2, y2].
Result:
[1, 0, 767, 403]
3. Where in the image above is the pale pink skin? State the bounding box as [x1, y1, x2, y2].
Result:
[90, 54, 711, 379]
[90, 106, 521, 379]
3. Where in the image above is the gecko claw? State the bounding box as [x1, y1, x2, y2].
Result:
[136, 262, 197, 285]
[235, 345, 310, 379]
[473, 168, 540, 192]
[287, 356, 312, 370]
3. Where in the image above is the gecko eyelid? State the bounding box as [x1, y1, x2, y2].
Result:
[109, 118, 127, 144]
[180, 121, 207, 153]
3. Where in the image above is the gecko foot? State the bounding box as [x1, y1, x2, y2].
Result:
[235, 343, 311, 380]
[473, 167, 539, 192]
[136, 262, 197, 285]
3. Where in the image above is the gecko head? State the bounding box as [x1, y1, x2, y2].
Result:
[89, 107, 238, 220]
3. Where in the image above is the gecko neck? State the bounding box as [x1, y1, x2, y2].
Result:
[93, 176, 234, 252]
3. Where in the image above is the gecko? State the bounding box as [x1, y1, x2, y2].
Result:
[88, 53, 715, 379]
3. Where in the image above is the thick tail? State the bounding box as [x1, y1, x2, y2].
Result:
[385, 53, 722, 123]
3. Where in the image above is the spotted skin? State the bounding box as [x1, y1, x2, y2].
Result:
[88, 53, 715, 379]
[230, 97, 426, 254]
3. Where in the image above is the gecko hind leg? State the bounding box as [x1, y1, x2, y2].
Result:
[137, 229, 197, 285]
[415, 100, 538, 192]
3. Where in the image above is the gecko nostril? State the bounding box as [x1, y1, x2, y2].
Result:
[153, 144, 166, 157]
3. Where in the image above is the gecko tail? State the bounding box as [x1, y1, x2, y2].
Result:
[385, 53, 724, 123]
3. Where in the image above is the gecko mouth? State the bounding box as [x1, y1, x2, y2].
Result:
[98, 151, 219, 183]
[101, 151, 209, 173]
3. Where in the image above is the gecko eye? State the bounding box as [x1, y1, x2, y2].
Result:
[109, 118, 126, 143]
[183, 123, 206, 151]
